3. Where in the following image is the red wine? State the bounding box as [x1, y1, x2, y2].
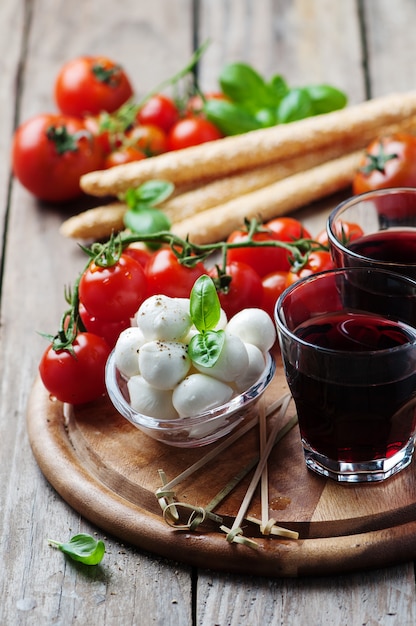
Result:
[349, 229, 416, 274]
[286, 311, 416, 463]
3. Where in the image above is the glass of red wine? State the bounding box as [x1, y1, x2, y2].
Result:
[327, 187, 416, 280]
[275, 267, 416, 482]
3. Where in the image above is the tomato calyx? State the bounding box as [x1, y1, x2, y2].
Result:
[81, 232, 124, 269]
[92, 62, 124, 86]
[46, 125, 92, 155]
[359, 142, 399, 175]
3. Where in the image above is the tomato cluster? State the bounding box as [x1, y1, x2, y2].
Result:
[12, 55, 224, 203]
[39, 216, 363, 406]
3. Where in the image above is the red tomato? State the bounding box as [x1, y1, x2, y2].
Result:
[104, 147, 146, 168]
[84, 115, 123, 155]
[126, 124, 168, 156]
[39, 332, 111, 405]
[315, 222, 364, 247]
[285, 251, 334, 286]
[137, 94, 179, 133]
[353, 133, 416, 194]
[123, 244, 152, 268]
[260, 271, 288, 319]
[145, 248, 206, 298]
[226, 230, 292, 277]
[54, 56, 133, 117]
[11, 114, 104, 202]
[79, 254, 148, 322]
[266, 217, 312, 242]
[167, 117, 222, 151]
[79, 303, 131, 348]
[209, 262, 263, 319]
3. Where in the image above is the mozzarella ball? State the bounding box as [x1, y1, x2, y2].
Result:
[136, 295, 192, 341]
[193, 332, 249, 382]
[114, 326, 146, 378]
[234, 343, 266, 392]
[138, 340, 191, 390]
[226, 308, 276, 353]
[172, 373, 233, 417]
[127, 375, 178, 420]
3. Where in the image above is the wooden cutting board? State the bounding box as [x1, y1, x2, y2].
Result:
[26, 347, 416, 578]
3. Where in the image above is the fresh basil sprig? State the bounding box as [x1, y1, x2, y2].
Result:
[123, 180, 173, 248]
[204, 62, 347, 135]
[48, 533, 106, 565]
[188, 275, 225, 368]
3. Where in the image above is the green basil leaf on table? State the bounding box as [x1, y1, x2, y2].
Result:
[303, 84, 348, 114]
[124, 180, 174, 209]
[48, 533, 106, 565]
[124, 207, 171, 246]
[219, 62, 277, 107]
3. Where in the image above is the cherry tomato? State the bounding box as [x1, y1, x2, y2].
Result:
[266, 217, 312, 242]
[39, 332, 111, 405]
[314, 222, 364, 247]
[167, 117, 222, 151]
[137, 94, 179, 133]
[123, 244, 152, 268]
[126, 124, 168, 156]
[79, 254, 148, 322]
[84, 115, 123, 155]
[260, 271, 288, 319]
[54, 56, 133, 117]
[104, 147, 146, 168]
[353, 133, 416, 194]
[145, 248, 206, 298]
[226, 230, 292, 277]
[285, 251, 334, 286]
[209, 262, 263, 319]
[79, 303, 131, 348]
[11, 114, 104, 202]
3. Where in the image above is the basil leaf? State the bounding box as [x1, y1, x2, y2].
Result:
[219, 62, 276, 107]
[254, 107, 278, 128]
[49, 533, 106, 565]
[189, 329, 225, 368]
[124, 207, 171, 235]
[303, 84, 348, 114]
[204, 99, 261, 136]
[268, 74, 290, 101]
[277, 88, 314, 123]
[190, 275, 221, 332]
[125, 180, 174, 209]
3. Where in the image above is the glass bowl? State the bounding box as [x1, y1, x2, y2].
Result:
[105, 350, 276, 448]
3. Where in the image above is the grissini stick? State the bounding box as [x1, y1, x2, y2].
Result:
[80, 91, 416, 196]
[170, 151, 363, 243]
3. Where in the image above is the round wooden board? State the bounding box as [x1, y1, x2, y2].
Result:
[26, 351, 416, 578]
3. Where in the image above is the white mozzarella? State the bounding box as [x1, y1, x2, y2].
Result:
[172, 373, 233, 417]
[136, 295, 192, 341]
[127, 375, 178, 420]
[234, 343, 266, 392]
[138, 340, 191, 389]
[226, 308, 276, 353]
[193, 332, 249, 382]
[114, 326, 146, 378]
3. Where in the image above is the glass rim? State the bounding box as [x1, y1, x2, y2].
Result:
[327, 186, 416, 269]
[274, 266, 416, 356]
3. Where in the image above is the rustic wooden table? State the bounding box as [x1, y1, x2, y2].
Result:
[2, 1, 416, 624]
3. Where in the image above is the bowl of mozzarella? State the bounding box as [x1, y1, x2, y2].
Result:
[105, 294, 276, 447]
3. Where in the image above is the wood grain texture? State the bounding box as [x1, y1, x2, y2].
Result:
[2, 0, 416, 624]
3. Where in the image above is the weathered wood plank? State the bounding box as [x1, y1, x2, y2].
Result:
[0, 1, 195, 625]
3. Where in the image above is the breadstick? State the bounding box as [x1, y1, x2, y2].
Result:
[170, 151, 363, 243]
[59, 202, 126, 239]
[80, 91, 416, 196]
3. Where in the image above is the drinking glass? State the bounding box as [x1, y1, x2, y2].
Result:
[327, 187, 416, 280]
[275, 267, 416, 482]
